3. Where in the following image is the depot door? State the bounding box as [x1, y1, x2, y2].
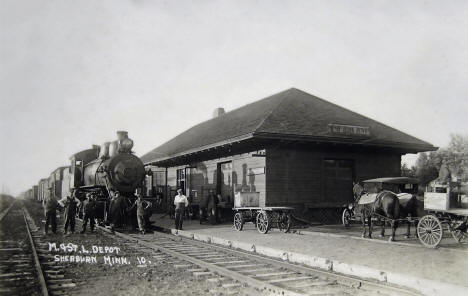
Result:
[323, 159, 354, 204]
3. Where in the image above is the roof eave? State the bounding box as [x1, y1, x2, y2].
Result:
[142, 133, 255, 165]
[252, 132, 438, 153]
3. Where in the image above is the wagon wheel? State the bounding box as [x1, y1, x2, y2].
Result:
[277, 213, 291, 233]
[417, 215, 443, 248]
[233, 212, 244, 231]
[256, 210, 270, 234]
[450, 221, 468, 244]
[342, 209, 351, 228]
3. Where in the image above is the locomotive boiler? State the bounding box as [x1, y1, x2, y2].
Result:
[70, 131, 145, 218]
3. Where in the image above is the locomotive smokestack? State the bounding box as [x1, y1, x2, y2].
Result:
[116, 131, 128, 141]
[116, 131, 133, 153]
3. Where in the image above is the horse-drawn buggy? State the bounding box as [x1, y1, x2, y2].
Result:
[417, 180, 468, 248]
[232, 192, 293, 234]
[342, 177, 419, 241]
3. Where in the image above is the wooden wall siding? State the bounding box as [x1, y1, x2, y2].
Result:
[159, 151, 266, 208]
[266, 146, 401, 208]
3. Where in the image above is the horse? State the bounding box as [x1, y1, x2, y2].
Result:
[353, 183, 401, 241]
[393, 193, 419, 238]
[367, 185, 419, 239]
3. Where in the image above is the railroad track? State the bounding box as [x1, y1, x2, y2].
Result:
[13, 202, 422, 296]
[100, 227, 421, 296]
[0, 202, 76, 296]
[0, 200, 16, 221]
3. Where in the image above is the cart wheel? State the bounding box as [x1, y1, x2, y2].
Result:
[450, 221, 468, 244]
[256, 211, 270, 234]
[277, 213, 291, 233]
[417, 215, 443, 248]
[342, 209, 351, 228]
[233, 212, 244, 231]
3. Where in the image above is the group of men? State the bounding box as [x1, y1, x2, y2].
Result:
[43, 187, 221, 235]
[172, 189, 228, 230]
[42, 189, 151, 235]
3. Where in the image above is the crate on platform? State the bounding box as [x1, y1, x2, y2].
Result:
[424, 192, 449, 210]
[234, 192, 260, 208]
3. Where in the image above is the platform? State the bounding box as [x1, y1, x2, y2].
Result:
[149, 213, 468, 296]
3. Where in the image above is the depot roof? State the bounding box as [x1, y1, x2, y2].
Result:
[141, 88, 436, 164]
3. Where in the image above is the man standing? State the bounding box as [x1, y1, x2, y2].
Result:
[80, 193, 96, 234]
[109, 191, 126, 231]
[43, 189, 58, 234]
[207, 193, 219, 225]
[174, 189, 188, 230]
[128, 192, 151, 234]
[63, 192, 80, 234]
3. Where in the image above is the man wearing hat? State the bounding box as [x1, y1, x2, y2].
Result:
[174, 189, 188, 230]
[62, 190, 81, 234]
[43, 188, 58, 234]
[80, 193, 96, 234]
[109, 190, 126, 231]
[128, 191, 151, 234]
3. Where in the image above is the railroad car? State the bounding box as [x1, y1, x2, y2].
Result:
[33, 185, 39, 202]
[38, 178, 49, 202]
[49, 166, 69, 200]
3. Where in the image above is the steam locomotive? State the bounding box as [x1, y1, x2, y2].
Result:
[70, 131, 145, 220]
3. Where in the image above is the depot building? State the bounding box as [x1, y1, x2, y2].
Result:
[141, 88, 436, 222]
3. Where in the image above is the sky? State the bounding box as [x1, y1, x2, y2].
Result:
[1, 0, 468, 196]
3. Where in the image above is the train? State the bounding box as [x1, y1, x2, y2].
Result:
[26, 131, 146, 222]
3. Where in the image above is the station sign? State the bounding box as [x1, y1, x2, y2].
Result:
[328, 124, 371, 137]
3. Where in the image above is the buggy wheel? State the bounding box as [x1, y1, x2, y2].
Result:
[278, 213, 291, 233]
[450, 221, 468, 244]
[233, 212, 244, 231]
[417, 215, 443, 248]
[256, 211, 270, 234]
[342, 209, 351, 228]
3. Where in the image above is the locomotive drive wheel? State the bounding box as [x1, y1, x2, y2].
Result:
[233, 212, 244, 231]
[277, 213, 291, 233]
[417, 215, 443, 248]
[450, 221, 468, 244]
[256, 210, 270, 234]
[342, 209, 351, 228]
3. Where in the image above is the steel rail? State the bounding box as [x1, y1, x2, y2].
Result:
[0, 200, 16, 221]
[22, 208, 49, 296]
[114, 231, 304, 296]
[85, 218, 420, 295]
[152, 231, 421, 296]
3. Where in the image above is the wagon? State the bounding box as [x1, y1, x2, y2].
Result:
[417, 181, 468, 248]
[232, 192, 293, 234]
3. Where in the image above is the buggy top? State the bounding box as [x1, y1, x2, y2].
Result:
[362, 177, 418, 184]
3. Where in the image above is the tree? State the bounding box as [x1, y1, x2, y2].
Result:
[401, 163, 416, 178]
[414, 152, 440, 186]
[413, 133, 468, 186]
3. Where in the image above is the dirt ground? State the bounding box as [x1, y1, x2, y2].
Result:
[24, 200, 245, 296]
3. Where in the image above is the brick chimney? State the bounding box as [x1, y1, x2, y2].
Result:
[212, 107, 225, 118]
